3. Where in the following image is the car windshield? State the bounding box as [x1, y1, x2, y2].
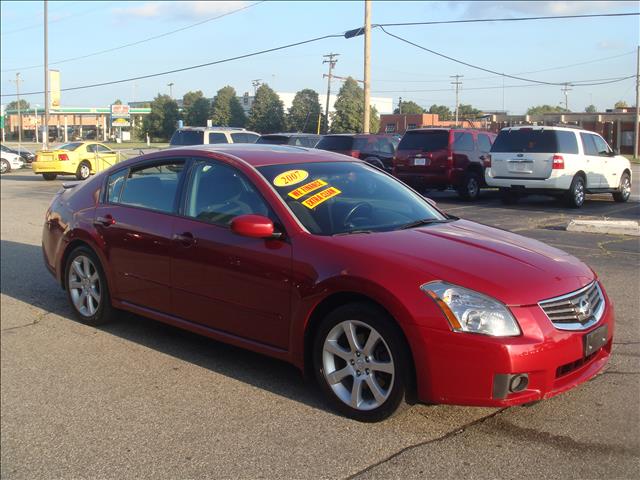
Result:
[258, 161, 447, 235]
[170, 130, 204, 146]
[57, 142, 83, 151]
[257, 136, 289, 145]
[316, 136, 355, 151]
[398, 131, 449, 151]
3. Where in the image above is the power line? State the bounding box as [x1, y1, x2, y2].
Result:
[1, 4, 111, 35]
[378, 26, 634, 87]
[374, 11, 639, 28]
[1, 1, 266, 73]
[1, 33, 344, 98]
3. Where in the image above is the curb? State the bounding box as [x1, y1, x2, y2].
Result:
[567, 219, 640, 236]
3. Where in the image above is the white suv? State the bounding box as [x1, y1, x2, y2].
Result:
[169, 127, 260, 147]
[0, 144, 26, 174]
[485, 126, 632, 207]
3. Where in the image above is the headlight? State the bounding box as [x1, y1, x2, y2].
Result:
[421, 281, 520, 337]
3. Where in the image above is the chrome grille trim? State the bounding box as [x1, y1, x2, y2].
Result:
[538, 281, 605, 331]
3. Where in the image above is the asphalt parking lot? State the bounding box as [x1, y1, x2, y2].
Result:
[1, 169, 639, 479]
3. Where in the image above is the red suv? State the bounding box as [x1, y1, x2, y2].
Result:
[393, 128, 496, 200]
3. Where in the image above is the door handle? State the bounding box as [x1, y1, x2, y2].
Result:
[94, 214, 115, 227]
[173, 231, 196, 247]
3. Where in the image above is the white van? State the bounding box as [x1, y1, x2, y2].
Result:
[485, 126, 632, 208]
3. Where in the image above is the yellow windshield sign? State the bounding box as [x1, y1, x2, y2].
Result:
[302, 186, 342, 209]
[273, 169, 309, 187]
[288, 179, 328, 199]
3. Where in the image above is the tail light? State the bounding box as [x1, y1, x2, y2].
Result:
[552, 154, 564, 169]
[58, 153, 69, 161]
[349, 150, 361, 159]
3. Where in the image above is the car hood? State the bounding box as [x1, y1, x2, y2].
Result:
[329, 219, 594, 306]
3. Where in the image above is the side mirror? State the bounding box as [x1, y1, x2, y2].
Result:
[231, 214, 281, 239]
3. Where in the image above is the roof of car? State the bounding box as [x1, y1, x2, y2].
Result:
[261, 133, 320, 137]
[161, 143, 354, 167]
[499, 125, 587, 133]
[175, 126, 249, 132]
[407, 127, 493, 133]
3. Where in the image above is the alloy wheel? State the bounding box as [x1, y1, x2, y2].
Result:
[621, 176, 631, 200]
[574, 179, 585, 206]
[68, 255, 101, 317]
[0, 160, 8, 174]
[79, 164, 90, 180]
[322, 320, 395, 411]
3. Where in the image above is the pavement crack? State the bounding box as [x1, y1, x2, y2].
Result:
[1, 310, 50, 332]
[344, 407, 508, 480]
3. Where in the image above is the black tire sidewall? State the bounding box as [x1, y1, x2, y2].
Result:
[65, 246, 112, 326]
[613, 173, 630, 202]
[77, 161, 91, 180]
[458, 172, 481, 200]
[1, 159, 10, 174]
[566, 175, 585, 208]
[312, 302, 408, 422]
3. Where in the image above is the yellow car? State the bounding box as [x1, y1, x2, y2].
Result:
[33, 142, 120, 181]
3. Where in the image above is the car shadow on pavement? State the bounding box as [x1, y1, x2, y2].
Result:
[0, 172, 75, 182]
[0, 239, 326, 412]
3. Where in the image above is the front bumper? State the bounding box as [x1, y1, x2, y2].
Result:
[32, 160, 75, 175]
[406, 295, 614, 407]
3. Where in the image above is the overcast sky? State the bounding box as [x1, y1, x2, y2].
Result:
[1, 1, 638, 114]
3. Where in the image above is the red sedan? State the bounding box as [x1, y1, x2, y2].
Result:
[42, 144, 613, 422]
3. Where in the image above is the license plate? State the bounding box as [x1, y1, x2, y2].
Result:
[413, 158, 428, 166]
[508, 162, 532, 173]
[583, 324, 608, 357]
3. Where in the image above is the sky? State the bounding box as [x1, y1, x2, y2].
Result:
[1, 0, 638, 115]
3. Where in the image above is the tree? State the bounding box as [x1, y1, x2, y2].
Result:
[247, 83, 285, 133]
[428, 104, 452, 120]
[330, 78, 380, 133]
[142, 94, 180, 140]
[526, 105, 568, 115]
[287, 88, 322, 133]
[113, 99, 123, 105]
[394, 100, 424, 115]
[614, 100, 628, 109]
[182, 90, 210, 126]
[210, 86, 246, 127]
[458, 104, 482, 117]
[6, 99, 29, 111]
[585, 104, 597, 113]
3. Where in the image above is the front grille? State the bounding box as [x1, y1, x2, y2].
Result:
[538, 281, 605, 331]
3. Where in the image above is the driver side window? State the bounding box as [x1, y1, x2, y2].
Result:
[185, 161, 275, 226]
[86, 144, 97, 153]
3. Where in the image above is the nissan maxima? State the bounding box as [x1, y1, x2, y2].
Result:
[42, 144, 613, 422]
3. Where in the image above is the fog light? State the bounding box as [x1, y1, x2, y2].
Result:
[509, 374, 529, 393]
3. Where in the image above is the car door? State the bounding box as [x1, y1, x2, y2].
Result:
[590, 134, 618, 188]
[580, 133, 605, 188]
[95, 144, 119, 172]
[477, 133, 493, 167]
[94, 159, 187, 313]
[170, 159, 293, 349]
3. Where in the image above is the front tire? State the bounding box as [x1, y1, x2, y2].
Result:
[313, 302, 408, 422]
[76, 161, 91, 180]
[65, 247, 114, 326]
[457, 171, 481, 201]
[0, 159, 11, 174]
[613, 172, 631, 203]
[42, 173, 57, 181]
[565, 174, 586, 208]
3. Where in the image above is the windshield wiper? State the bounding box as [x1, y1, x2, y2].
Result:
[398, 218, 453, 230]
[333, 229, 374, 236]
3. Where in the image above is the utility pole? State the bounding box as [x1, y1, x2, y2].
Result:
[10, 73, 23, 147]
[251, 79, 262, 95]
[450, 74, 463, 125]
[323, 53, 339, 134]
[363, 0, 372, 133]
[634, 45, 639, 159]
[44, 0, 49, 150]
[167, 82, 174, 99]
[398, 96, 402, 114]
[561, 83, 572, 111]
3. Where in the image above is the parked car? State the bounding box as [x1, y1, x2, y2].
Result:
[43, 144, 613, 422]
[170, 127, 260, 147]
[257, 133, 321, 147]
[485, 126, 632, 207]
[315, 134, 397, 172]
[4, 145, 35, 163]
[0, 144, 25, 174]
[32, 142, 120, 181]
[393, 128, 496, 200]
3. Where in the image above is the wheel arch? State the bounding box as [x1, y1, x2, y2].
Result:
[59, 237, 110, 292]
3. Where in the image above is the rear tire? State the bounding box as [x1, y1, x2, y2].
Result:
[313, 302, 409, 422]
[65, 246, 115, 326]
[499, 188, 519, 205]
[564, 174, 586, 208]
[42, 173, 57, 181]
[0, 159, 10, 174]
[613, 172, 631, 203]
[457, 171, 481, 201]
[76, 161, 91, 180]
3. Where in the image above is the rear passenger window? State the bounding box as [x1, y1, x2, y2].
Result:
[555, 131, 579, 154]
[230, 132, 259, 143]
[453, 132, 474, 151]
[118, 162, 185, 213]
[209, 133, 228, 144]
[106, 169, 128, 203]
[477, 134, 492, 152]
[580, 133, 599, 156]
